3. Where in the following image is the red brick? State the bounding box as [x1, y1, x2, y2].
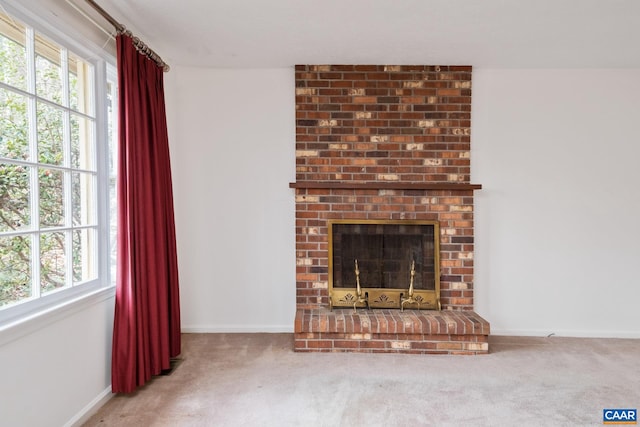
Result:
[411, 341, 438, 350]
[307, 340, 333, 349]
[334, 340, 360, 349]
[360, 340, 386, 349]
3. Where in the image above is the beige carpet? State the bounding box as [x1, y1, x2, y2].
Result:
[83, 333, 640, 426]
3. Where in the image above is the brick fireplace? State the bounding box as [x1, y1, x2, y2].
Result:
[292, 65, 490, 354]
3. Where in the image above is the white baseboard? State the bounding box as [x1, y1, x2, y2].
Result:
[65, 386, 113, 427]
[181, 325, 294, 333]
[490, 328, 640, 339]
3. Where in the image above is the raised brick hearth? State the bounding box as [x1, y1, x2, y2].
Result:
[292, 65, 490, 353]
[295, 308, 489, 354]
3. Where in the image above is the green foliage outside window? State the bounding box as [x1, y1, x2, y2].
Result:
[1, 18, 98, 308]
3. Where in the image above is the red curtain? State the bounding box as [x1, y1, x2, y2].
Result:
[111, 34, 181, 393]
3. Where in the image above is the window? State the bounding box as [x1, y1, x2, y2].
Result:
[0, 7, 116, 322]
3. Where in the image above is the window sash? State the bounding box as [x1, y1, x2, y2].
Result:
[0, 4, 115, 322]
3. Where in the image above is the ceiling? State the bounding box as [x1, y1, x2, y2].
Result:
[96, 0, 639, 69]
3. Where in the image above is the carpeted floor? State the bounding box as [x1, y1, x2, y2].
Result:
[83, 333, 640, 426]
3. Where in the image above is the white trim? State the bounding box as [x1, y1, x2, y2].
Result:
[0, 0, 114, 66]
[181, 325, 294, 333]
[62, 0, 114, 40]
[0, 285, 115, 347]
[65, 386, 113, 427]
[490, 328, 640, 339]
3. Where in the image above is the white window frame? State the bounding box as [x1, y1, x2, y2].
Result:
[0, 1, 116, 340]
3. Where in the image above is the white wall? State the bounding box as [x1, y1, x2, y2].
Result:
[0, 292, 114, 426]
[473, 69, 640, 337]
[166, 67, 640, 338]
[165, 67, 296, 332]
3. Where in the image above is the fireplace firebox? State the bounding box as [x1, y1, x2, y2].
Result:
[329, 220, 440, 311]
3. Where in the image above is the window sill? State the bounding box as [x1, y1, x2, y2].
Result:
[0, 286, 115, 347]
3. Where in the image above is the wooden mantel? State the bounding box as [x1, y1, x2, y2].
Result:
[289, 182, 482, 191]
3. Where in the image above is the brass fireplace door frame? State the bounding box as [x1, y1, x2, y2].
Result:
[328, 219, 441, 311]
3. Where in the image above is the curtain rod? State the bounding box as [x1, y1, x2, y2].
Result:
[83, 0, 169, 72]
